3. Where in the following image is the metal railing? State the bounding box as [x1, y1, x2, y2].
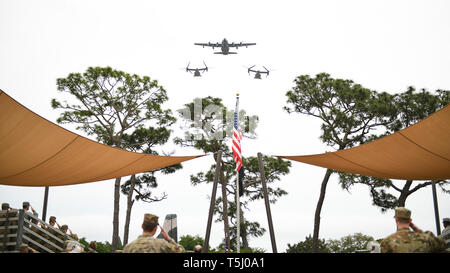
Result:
[1, 209, 96, 253]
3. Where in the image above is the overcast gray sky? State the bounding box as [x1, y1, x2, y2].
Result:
[1, 0, 449, 252]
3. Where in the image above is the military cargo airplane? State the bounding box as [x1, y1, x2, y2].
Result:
[186, 61, 208, 77]
[194, 38, 256, 55]
[247, 65, 270, 79]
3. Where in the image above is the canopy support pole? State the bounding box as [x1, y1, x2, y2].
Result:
[431, 180, 441, 235]
[42, 186, 49, 222]
[203, 151, 222, 253]
[257, 152, 277, 253]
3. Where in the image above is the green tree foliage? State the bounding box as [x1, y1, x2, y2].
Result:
[206, 156, 290, 250]
[326, 233, 374, 253]
[52, 66, 175, 251]
[284, 73, 397, 252]
[95, 241, 117, 253]
[175, 97, 291, 249]
[119, 126, 181, 203]
[79, 237, 90, 252]
[179, 235, 205, 251]
[286, 233, 374, 253]
[338, 87, 450, 212]
[284, 73, 397, 150]
[118, 125, 181, 246]
[211, 247, 266, 253]
[286, 235, 330, 253]
[79, 237, 122, 253]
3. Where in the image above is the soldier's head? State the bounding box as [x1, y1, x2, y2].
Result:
[49, 216, 56, 225]
[89, 241, 97, 250]
[142, 213, 159, 234]
[71, 234, 79, 241]
[194, 245, 202, 253]
[22, 201, 30, 210]
[394, 207, 412, 225]
[1, 203, 9, 210]
[60, 224, 68, 233]
[19, 243, 30, 253]
[443, 218, 450, 228]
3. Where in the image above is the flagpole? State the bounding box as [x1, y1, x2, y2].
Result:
[236, 164, 240, 253]
[235, 92, 241, 253]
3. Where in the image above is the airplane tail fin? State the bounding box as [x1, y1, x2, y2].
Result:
[157, 214, 178, 242]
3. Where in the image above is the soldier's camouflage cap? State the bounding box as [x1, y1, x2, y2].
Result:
[61, 224, 68, 230]
[143, 213, 159, 225]
[395, 207, 411, 220]
[49, 216, 56, 221]
[1, 203, 9, 209]
[19, 243, 29, 251]
[23, 201, 30, 207]
[443, 218, 450, 223]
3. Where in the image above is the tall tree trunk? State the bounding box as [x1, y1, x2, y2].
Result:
[240, 210, 249, 250]
[112, 177, 121, 251]
[220, 167, 231, 251]
[397, 180, 413, 207]
[123, 174, 137, 246]
[312, 169, 333, 253]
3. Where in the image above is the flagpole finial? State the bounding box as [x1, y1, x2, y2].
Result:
[236, 92, 239, 96]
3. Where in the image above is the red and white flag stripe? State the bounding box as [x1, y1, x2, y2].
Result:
[232, 95, 242, 171]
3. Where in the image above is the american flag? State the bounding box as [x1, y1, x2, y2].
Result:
[232, 94, 242, 171]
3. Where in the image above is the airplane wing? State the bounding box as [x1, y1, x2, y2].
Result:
[157, 214, 178, 242]
[230, 42, 256, 47]
[194, 42, 221, 47]
[240, 42, 256, 47]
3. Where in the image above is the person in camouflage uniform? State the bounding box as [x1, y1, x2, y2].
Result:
[57, 225, 69, 241]
[1, 203, 18, 251]
[1, 203, 10, 251]
[42, 216, 63, 253]
[439, 218, 450, 252]
[123, 213, 185, 253]
[28, 216, 46, 251]
[19, 243, 37, 253]
[43, 216, 59, 236]
[380, 207, 446, 253]
[22, 201, 38, 228]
